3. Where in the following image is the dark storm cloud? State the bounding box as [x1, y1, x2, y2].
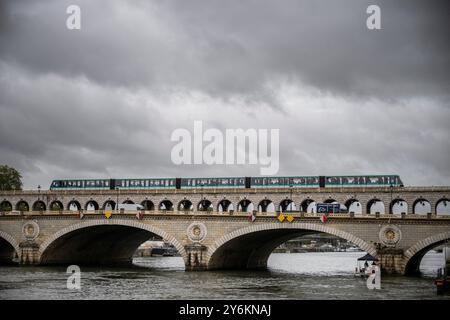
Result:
[0, 0, 449, 188]
[0, 0, 448, 100]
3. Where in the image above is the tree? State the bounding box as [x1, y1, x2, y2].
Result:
[0, 165, 23, 191]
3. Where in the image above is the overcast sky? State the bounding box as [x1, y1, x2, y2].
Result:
[0, 0, 449, 189]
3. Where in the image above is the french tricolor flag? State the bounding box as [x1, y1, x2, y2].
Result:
[320, 214, 328, 223]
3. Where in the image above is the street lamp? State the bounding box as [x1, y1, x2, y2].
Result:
[289, 184, 293, 212]
[115, 187, 119, 212]
[200, 184, 204, 211]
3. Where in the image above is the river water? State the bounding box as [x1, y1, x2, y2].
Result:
[0, 251, 448, 300]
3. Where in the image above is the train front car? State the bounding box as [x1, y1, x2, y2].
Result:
[49, 179, 111, 190]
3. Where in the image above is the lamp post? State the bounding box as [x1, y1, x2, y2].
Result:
[115, 187, 119, 212]
[200, 184, 204, 211]
[389, 184, 393, 214]
[289, 184, 293, 212]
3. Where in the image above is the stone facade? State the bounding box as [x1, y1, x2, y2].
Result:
[0, 186, 449, 274]
[0, 211, 449, 274]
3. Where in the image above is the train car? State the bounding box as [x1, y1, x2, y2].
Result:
[251, 176, 320, 188]
[180, 177, 246, 188]
[113, 178, 176, 189]
[50, 175, 404, 190]
[50, 179, 111, 190]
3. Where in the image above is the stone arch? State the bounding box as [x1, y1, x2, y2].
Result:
[159, 200, 174, 211]
[197, 199, 213, 211]
[16, 200, 29, 211]
[217, 199, 232, 212]
[279, 199, 296, 212]
[0, 230, 20, 264]
[85, 200, 99, 211]
[122, 199, 134, 204]
[345, 199, 362, 214]
[38, 219, 187, 266]
[32, 200, 46, 211]
[367, 198, 385, 214]
[390, 198, 407, 214]
[207, 222, 376, 270]
[141, 200, 155, 211]
[404, 231, 450, 275]
[237, 199, 253, 212]
[102, 200, 116, 210]
[412, 198, 431, 215]
[49, 200, 64, 211]
[257, 199, 275, 213]
[0, 200, 13, 211]
[178, 199, 193, 211]
[67, 200, 81, 211]
[300, 199, 315, 212]
[436, 198, 450, 215]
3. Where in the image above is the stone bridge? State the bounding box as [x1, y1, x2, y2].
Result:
[0, 186, 449, 275]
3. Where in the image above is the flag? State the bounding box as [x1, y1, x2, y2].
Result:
[278, 213, 285, 222]
[287, 215, 294, 223]
[104, 211, 112, 219]
[77, 211, 84, 219]
[136, 211, 144, 220]
[320, 214, 328, 223]
[248, 211, 256, 222]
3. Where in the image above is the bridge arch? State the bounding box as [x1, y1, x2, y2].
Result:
[159, 200, 173, 211]
[217, 199, 233, 212]
[436, 198, 450, 215]
[390, 198, 407, 215]
[85, 200, 99, 211]
[258, 199, 275, 213]
[412, 198, 431, 215]
[237, 199, 253, 212]
[38, 219, 187, 266]
[0, 200, 13, 212]
[141, 200, 155, 211]
[404, 231, 450, 276]
[67, 200, 81, 211]
[178, 199, 193, 211]
[198, 199, 213, 211]
[367, 198, 385, 214]
[102, 200, 116, 210]
[32, 200, 46, 211]
[300, 199, 315, 212]
[345, 199, 362, 214]
[279, 199, 296, 212]
[207, 223, 376, 270]
[49, 200, 64, 211]
[0, 230, 20, 264]
[16, 200, 29, 211]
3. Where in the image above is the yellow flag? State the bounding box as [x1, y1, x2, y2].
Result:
[287, 215, 294, 223]
[104, 211, 112, 219]
[278, 213, 285, 222]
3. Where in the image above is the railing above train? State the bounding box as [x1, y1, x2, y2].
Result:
[50, 175, 403, 190]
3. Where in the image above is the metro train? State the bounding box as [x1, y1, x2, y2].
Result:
[49, 175, 404, 190]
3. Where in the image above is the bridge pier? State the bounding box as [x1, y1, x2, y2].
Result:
[18, 240, 40, 265]
[185, 243, 208, 271]
[377, 248, 406, 275]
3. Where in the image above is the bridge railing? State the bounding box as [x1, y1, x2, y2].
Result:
[0, 210, 449, 219]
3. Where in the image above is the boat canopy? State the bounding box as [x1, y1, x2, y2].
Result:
[357, 253, 378, 261]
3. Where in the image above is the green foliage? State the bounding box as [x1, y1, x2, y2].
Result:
[0, 165, 23, 191]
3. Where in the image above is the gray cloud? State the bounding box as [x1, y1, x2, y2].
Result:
[0, 0, 449, 189]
